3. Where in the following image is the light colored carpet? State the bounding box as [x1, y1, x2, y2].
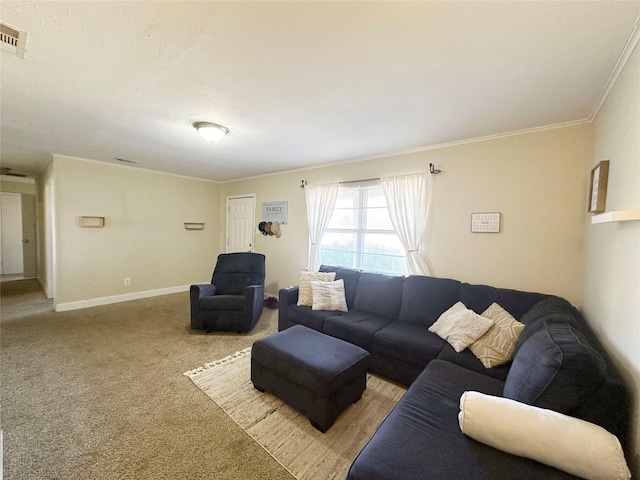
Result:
[185, 347, 406, 480]
[1, 279, 296, 480]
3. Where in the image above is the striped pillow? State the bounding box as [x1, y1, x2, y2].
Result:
[310, 279, 348, 312]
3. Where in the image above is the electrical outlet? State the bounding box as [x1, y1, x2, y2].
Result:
[124, 277, 131, 286]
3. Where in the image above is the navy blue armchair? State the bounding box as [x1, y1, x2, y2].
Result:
[190, 252, 266, 332]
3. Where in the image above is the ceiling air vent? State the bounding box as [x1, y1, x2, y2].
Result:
[1, 22, 27, 58]
[115, 157, 140, 164]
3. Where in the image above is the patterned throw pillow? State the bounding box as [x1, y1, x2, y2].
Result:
[469, 303, 525, 368]
[429, 302, 494, 352]
[310, 279, 348, 312]
[297, 271, 336, 306]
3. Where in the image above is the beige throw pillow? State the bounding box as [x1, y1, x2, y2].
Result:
[297, 271, 336, 306]
[459, 391, 631, 480]
[428, 302, 494, 352]
[310, 279, 348, 312]
[469, 303, 525, 368]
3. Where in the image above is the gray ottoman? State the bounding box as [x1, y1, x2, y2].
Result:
[251, 325, 370, 432]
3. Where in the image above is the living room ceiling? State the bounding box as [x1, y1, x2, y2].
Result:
[1, 1, 639, 182]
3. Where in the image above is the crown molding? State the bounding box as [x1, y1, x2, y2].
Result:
[589, 15, 640, 121]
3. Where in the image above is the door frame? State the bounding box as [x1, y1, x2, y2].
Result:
[225, 194, 256, 253]
[0, 192, 25, 275]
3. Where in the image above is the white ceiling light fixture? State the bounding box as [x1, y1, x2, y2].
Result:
[193, 121, 229, 142]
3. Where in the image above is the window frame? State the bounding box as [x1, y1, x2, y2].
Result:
[319, 182, 406, 275]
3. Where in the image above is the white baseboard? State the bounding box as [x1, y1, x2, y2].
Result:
[54, 285, 191, 312]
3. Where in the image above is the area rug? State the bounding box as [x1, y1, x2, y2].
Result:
[184, 347, 406, 480]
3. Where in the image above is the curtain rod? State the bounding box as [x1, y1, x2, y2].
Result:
[339, 177, 380, 185]
[300, 164, 440, 188]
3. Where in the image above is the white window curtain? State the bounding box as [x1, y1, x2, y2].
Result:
[381, 172, 432, 276]
[305, 182, 339, 272]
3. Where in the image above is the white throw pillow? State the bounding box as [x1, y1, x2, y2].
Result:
[310, 279, 348, 312]
[297, 271, 336, 306]
[428, 302, 494, 352]
[458, 391, 631, 480]
[469, 303, 525, 368]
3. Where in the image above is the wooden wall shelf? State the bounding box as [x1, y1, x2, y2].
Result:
[80, 216, 105, 227]
[591, 210, 640, 224]
[184, 222, 205, 230]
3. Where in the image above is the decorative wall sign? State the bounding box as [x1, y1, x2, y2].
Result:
[262, 201, 288, 224]
[588, 160, 609, 213]
[471, 212, 501, 233]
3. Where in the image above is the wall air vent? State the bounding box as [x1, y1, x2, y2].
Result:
[1, 22, 27, 58]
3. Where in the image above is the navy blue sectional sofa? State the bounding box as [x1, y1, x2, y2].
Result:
[278, 265, 630, 480]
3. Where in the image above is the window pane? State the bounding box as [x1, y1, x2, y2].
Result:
[319, 231, 357, 267]
[328, 207, 358, 229]
[364, 187, 387, 207]
[362, 232, 405, 255]
[364, 206, 393, 230]
[361, 233, 406, 274]
[328, 187, 359, 229]
[360, 252, 407, 275]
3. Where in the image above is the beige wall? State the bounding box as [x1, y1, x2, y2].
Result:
[223, 124, 591, 305]
[47, 155, 221, 307]
[583, 44, 640, 472]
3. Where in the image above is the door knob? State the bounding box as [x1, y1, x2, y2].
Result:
[22, 239, 29, 243]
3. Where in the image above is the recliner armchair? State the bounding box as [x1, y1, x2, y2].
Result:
[190, 252, 266, 332]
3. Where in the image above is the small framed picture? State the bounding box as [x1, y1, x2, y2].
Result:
[471, 213, 501, 233]
[588, 160, 609, 213]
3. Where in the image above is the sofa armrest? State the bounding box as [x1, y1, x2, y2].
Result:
[242, 284, 265, 331]
[278, 286, 299, 331]
[244, 284, 264, 308]
[190, 283, 216, 302]
[189, 283, 216, 330]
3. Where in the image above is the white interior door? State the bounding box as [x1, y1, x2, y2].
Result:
[227, 195, 255, 253]
[0, 193, 25, 275]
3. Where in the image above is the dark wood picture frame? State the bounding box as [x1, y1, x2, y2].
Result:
[588, 160, 609, 213]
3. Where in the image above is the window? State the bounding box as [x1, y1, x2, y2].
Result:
[319, 183, 407, 275]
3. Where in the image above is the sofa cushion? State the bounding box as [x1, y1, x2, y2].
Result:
[286, 305, 342, 332]
[297, 271, 336, 306]
[397, 275, 462, 325]
[504, 322, 607, 414]
[211, 253, 265, 295]
[324, 310, 394, 350]
[460, 283, 549, 319]
[514, 297, 586, 354]
[347, 360, 579, 480]
[353, 272, 405, 319]
[199, 295, 245, 311]
[437, 343, 511, 381]
[372, 321, 446, 367]
[319, 265, 361, 308]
